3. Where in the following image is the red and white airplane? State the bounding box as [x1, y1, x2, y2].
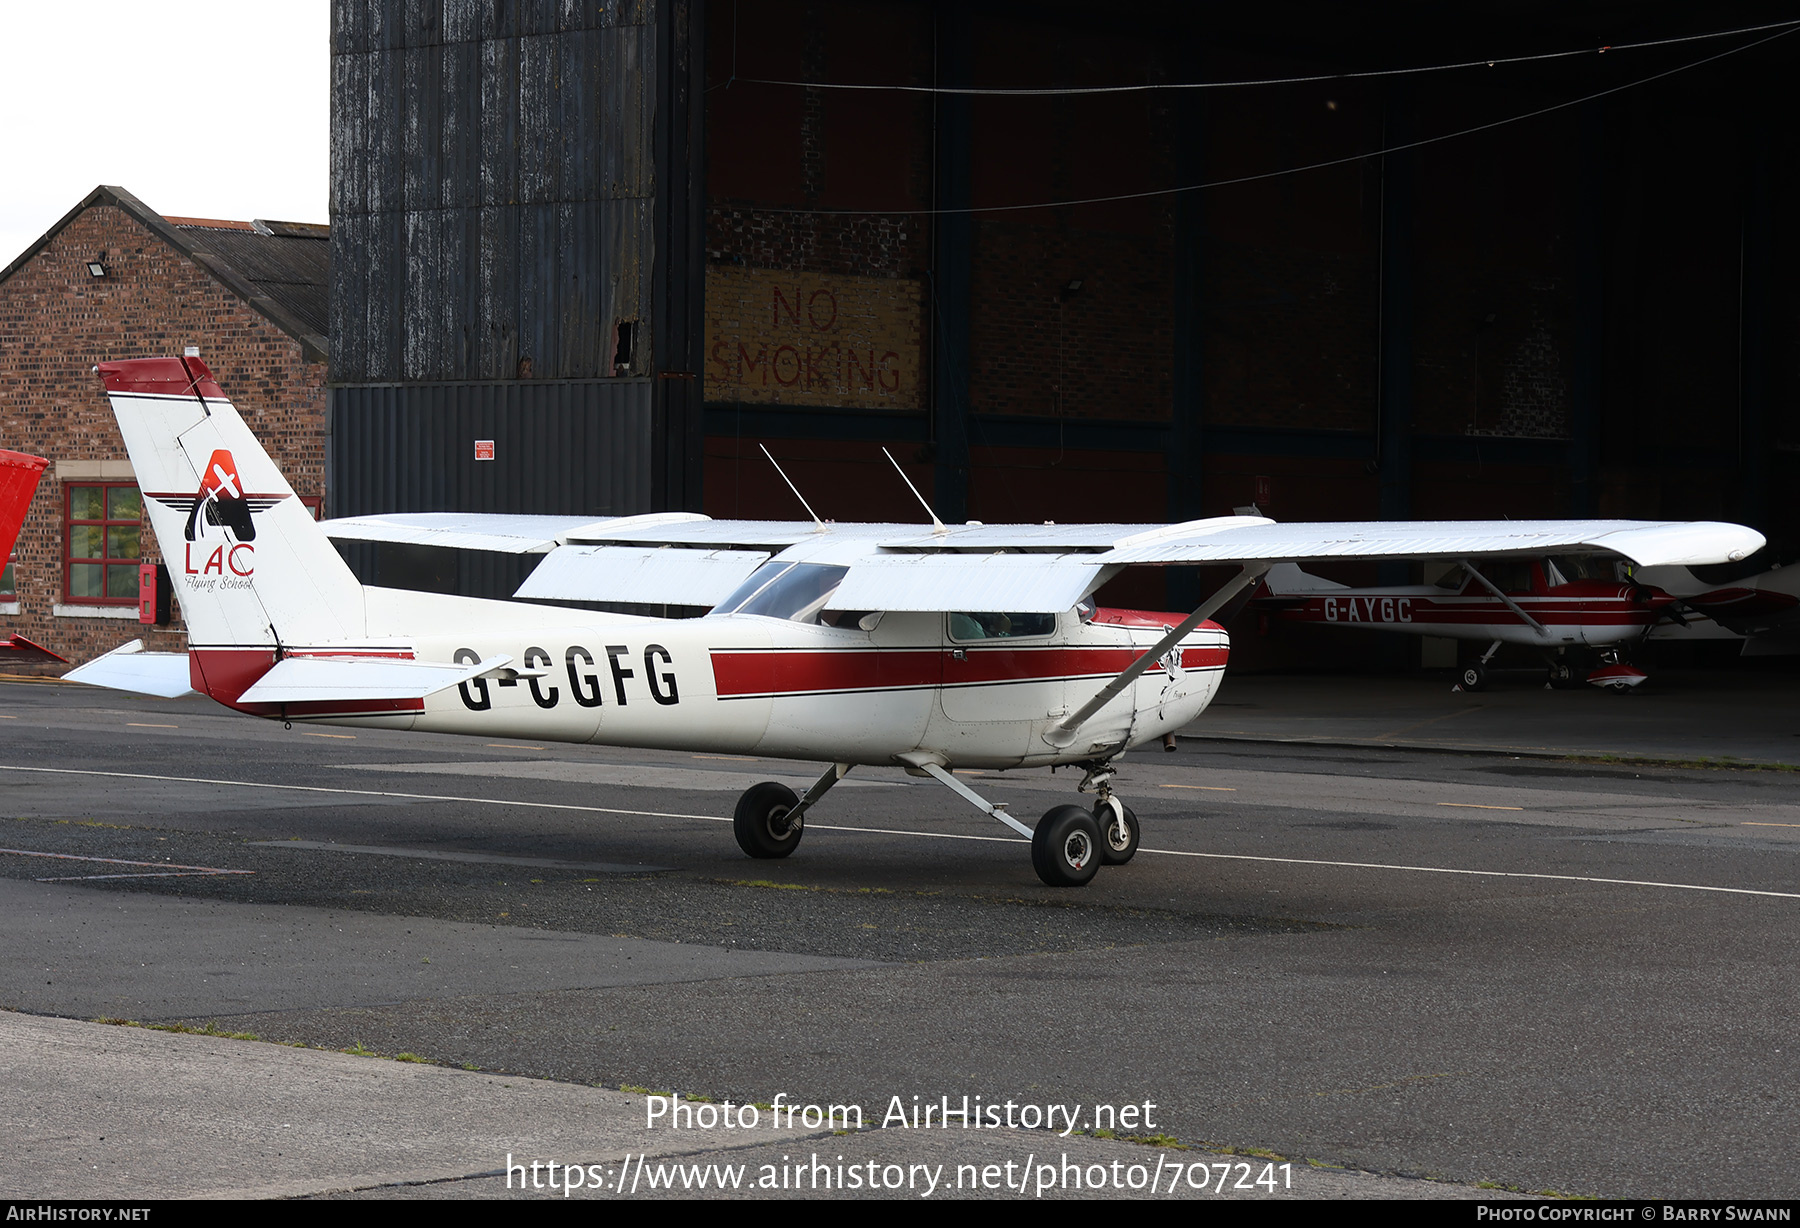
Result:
[68, 356, 1764, 885]
[1253, 556, 1689, 691]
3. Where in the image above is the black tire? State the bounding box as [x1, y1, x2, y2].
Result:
[1547, 661, 1578, 690]
[1032, 805, 1101, 887]
[1459, 664, 1487, 692]
[733, 781, 803, 859]
[1095, 802, 1140, 866]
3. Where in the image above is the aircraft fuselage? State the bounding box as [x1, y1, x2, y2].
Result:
[190, 606, 1229, 771]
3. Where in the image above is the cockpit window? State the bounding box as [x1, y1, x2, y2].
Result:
[1468, 560, 1533, 593]
[1547, 555, 1616, 584]
[711, 562, 849, 624]
[948, 612, 1058, 641]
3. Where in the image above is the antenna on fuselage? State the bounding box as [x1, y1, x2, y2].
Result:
[881, 447, 947, 535]
[760, 444, 828, 533]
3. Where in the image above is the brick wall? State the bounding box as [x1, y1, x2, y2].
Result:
[0, 204, 327, 672]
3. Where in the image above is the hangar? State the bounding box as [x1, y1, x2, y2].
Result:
[329, 1, 1800, 657]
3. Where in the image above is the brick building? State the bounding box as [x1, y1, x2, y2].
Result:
[0, 185, 328, 671]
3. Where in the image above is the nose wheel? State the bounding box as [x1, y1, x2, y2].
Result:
[1094, 799, 1140, 864]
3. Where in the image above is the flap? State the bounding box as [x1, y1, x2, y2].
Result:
[828, 553, 1117, 613]
[515, 545, 771, 606]
[320, 511, 712, 554]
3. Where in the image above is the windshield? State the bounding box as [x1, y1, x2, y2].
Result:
[711, 562, 849, 624]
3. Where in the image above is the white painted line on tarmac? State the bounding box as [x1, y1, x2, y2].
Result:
[250, 840, 668, 874]
[0, 763, 1793, 900]
[0, 763, 727, 822]
[0, 846, 252, 882]
[1134, 847, 1800, 900]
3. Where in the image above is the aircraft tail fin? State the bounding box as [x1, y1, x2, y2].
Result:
[1261, 562, 1349, 596]
[97, 356, 366, 652]
[0, 449, 48, 567]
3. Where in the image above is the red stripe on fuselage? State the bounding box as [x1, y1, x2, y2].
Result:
[709, 644, 1229, 699]
[1270, 594, 1667, 628]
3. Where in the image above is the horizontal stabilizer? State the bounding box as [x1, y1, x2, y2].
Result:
[64, 640, 195, 698]
[236, 653, 513, 704]
[0, 633, 68, 664]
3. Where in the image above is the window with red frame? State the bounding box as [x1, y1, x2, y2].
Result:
[64, 483, 141, 604]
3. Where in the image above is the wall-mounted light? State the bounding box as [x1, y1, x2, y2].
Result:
[1063, 278, 1083, 295]
[86, 261, 106, 278]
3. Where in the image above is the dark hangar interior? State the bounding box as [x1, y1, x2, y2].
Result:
[327, 0, 1800, 636]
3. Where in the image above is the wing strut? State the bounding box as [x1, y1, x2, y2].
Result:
[1458, 561, 1547, 635]
[1044, 562, 1269, 749]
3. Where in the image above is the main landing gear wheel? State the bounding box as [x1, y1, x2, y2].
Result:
[1547, 661, 1579, 690]
[1032, 804, 1101, 888]
[733, 781, 803, 859]
[1458, 664, 1488, 692]
[1095, 802, 1140, 865]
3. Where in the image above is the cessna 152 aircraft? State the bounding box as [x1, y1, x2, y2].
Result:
[68, 356, 1765, 885]
[1252, 556, 1686, 692]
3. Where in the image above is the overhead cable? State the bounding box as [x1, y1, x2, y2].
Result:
[749, 24, 1800, 218]
[728, 17, 1800, 96]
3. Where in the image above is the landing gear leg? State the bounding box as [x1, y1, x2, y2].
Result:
[1458, 640, 1502, 692]
[732, 763, 850, 860]
[1078, 760, 1139, 865]
[896, 753, 1102, 888]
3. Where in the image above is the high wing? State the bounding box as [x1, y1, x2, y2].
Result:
[322, 510, 1765, 614]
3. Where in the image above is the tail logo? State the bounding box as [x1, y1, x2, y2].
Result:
[144, 449, 288, 587]
[186, 449, 256, 543]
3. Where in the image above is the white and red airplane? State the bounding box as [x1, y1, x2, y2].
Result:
[68, 356, 1765, 885]
[1253, 557, 1689, 691]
